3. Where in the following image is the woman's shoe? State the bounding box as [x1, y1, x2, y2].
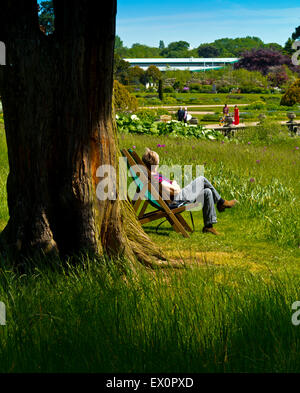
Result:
[202, 226, 220, 235]
[217, 199, 238, 212]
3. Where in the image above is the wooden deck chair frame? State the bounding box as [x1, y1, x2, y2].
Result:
[121, 148, 199, 238]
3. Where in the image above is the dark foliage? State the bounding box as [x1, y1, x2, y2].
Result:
[292, 26, 300, 40]
[197, 44, 220, 58]
[234, 48, 297, 75]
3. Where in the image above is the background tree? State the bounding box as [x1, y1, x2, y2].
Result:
[264, 42, 285, 52]
[125, 43, 161, 58]
[38, 0, 55, 35]
[114, 42, 162, 59]
[114, 54, 131, 85]
[161, 41, 190, 58]
[0, 0, 164, 266]
[292, 26, 300, 41]
[113, 80, 138, 112]
[267, 65, 289, 87]
[145, 65, 161, 84]
[128, 65, 145, 85]
[172, 80, 184, 91]
[112, 36, 286, 60]
[197, 44, 220, 58]
[280, 79, 300, 106]
[115, 35, 123, 50]
[234, 48, 294, 75]
[283, 26, 300, 57]
[159, 40, 165, 50]
[284, 38, 295, 56]
[281, 26, 300, 62]
[158, 79, 163, 101]
[195, 37, 284, 58]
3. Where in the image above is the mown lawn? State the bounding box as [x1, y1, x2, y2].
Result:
[0, 116, 300, 372]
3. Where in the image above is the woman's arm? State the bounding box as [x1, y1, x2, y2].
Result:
[160, 180, 181, 199]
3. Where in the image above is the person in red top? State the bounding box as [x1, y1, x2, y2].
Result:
[233, 105, 239, 125]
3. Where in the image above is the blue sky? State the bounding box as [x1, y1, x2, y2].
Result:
[116, 0, 300, 48]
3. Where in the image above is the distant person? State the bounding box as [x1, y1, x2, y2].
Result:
[177, 106, 184, 122]
[233, 105, 239, 125]
[223, 103, 229, 116]
[220, 103, 229, 125]
[183, 107, 188, 123]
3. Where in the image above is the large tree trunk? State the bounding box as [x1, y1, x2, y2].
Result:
[0, 0, 165, 266]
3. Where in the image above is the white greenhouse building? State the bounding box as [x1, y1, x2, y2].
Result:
[124, 58, 239, 72]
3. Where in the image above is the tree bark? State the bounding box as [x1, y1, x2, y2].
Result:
[0, 0, 165, 266]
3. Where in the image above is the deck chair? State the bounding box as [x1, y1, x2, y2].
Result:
[121, 148, 199, 238]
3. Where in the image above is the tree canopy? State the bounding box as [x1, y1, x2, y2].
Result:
[159, 40, 165, 50]
[160, 41, 190, 58]
[38, 0, 54, 34]
[292, 26, 300, 41]
[113, 36, 285, 59]
[115, 35, 124, 50]
[197, 44, 220, 58]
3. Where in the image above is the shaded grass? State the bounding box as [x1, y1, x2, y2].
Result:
[1, 256, 300, 372]
[0, 118, 8, 231]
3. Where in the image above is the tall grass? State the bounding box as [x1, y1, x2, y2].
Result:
[235, 120, 290, 144]
[0, 257, 300, 372]
[0, 117, 8, 231]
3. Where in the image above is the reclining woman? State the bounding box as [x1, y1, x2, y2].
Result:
[142, 148, 237, 235]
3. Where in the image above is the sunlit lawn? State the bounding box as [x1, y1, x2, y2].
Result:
[119, 131, 300, 273]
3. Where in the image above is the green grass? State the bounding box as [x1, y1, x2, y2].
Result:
[0, 117, 300, 372]
[0, 116, 8, 231]
[137, 92, 283, 106]
[1, 258, 300, 373]
[120, 130, 300, 252]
